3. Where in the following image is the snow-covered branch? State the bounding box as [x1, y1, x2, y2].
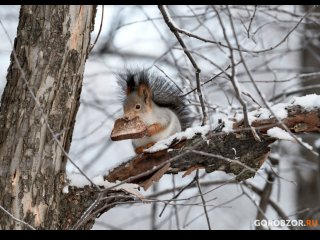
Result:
[58, 94, 319, 229]
[105, 94, 320, 189]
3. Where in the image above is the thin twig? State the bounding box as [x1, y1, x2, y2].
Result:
[240, 184, 271, 230]
[180, 64, 231, 97]
[72, 192, 103, 230]
[89, 5, 104, 54]
[242, 91, 262, 108]
[247, 5, 257, 38]
[159, 174, 197, 217]
[195, 170, 212, 230]
[255, 172, 274, 230]
[226, 5, 318, 156]
[172, 176, 181, 230]
[154, 5, 316, 54]
[151, 184, 158, 230]
[212, 6, 261, 141]
[249, 5, 316, 54]
[147, 180, 237, 198]
[158, 5, 208, 125]
[151, 179, 295, 230]
[270, 84, 320, 102]
[243, 181, 296, 230]
[183, 193, 244, 228]
[189, 149, 259, 176]
[0, 204, 36, 230]
[212, 6, 249, 126]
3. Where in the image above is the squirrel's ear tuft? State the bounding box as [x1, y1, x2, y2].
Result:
[126, 75, 136, 95]
[138, 83, 152, 107]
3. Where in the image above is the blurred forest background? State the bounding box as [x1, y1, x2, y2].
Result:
[0, 5, 319, 229]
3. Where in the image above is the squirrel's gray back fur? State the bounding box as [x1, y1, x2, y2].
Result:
[116, 69, 192, 130]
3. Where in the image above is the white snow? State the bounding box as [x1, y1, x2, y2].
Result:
[235, 94, 320, 126]
[63, 173, 143, 199]
[145, 125, 210, 153]
[289, 94, 320, 109]
[222, 117, 235, 133]
[267, 127, 294, 141]
[267, 103, 289, 119]
[68, 173, 94, 187]
[66, 173, 136, 189]
[269, 152, 280, 160]
[62, 186, 69, 194]
[296, 137, 314, 151]
[267, 127, 315, 152]
[242, 103, 288, 124]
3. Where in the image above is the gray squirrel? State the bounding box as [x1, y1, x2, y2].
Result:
[117, 69, 192, 153]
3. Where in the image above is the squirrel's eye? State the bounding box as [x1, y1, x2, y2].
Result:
[135, 104, 141, 110]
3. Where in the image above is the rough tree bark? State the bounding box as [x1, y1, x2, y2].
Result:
[0, 5, 97, 229]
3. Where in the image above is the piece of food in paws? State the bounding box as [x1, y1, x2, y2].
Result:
[111, 117, 147, 141]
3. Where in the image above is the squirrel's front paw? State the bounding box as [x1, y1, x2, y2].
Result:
[135, 142, 156, 154]
[146, 123, 164, 137]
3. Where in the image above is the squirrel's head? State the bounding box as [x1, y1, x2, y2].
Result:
[123, 83, 153, 121]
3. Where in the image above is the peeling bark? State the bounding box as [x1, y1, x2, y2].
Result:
[0, 5, 97, 229]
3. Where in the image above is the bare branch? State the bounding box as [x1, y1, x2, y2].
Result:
[195, 170, 212, 230]
[255, 172, 275, 230]
[158, 5, 208, 125]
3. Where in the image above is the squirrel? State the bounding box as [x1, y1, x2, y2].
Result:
[117, 69, 192, 154]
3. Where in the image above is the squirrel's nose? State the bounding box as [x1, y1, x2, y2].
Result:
[123, 116, 129, 121]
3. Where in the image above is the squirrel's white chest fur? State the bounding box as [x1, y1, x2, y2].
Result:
[132, 103, 181, 148]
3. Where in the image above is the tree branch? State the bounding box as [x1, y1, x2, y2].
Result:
[60, 100, 319, 229]
[105, 104, 319, 185]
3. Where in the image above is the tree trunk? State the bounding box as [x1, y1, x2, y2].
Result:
[0, 5, 96, 229]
